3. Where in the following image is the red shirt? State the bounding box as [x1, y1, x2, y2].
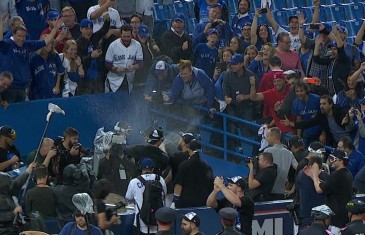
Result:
[275, 50, 303, 72]
[40, 28, 68, 53]
[262, 85, 294, 133]
[259, 70, 284, 118]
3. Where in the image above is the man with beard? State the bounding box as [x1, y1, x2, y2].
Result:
[231, 0, 252, 38]
[283, 95, 354, 147]
[59, 209, 102, 235]
[169, 132, 194, 181]
[310, 149, 353, 234]
[291, 81, 322, 146]
[54, 127, 83, 184]
[0, 126, 20, 172]
[0, 72, 13, 108]
[105, 24, 143, 93]
[181, 212, 205, 235]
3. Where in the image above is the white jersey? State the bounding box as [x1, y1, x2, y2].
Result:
[277, 26, 301, 52]
[125, 173, 167, 234]
[59, 53, 78, 97]
[105, 38, 143, 92]
[87, 5, 123, 33]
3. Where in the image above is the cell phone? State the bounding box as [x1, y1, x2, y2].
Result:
[211, 21, 219, 28]
[216, 62, 227, 71]
[307, 78, 319, 85]
[62, 25, 68, 33]
[309, 24, 320, 30]
[260, 8, 267, 14]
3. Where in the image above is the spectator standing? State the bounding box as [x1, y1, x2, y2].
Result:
[61, 6, 80, 40]
[354, 165, 365, 194]
[340, 199, 365, 234]
[287, 136, 308, 164]
[264, 127, 298, 200]
[105, 25, 143, 93]
[247, 42, 276, 84]
[298, 205, 335, 235]
[193, 29, 219, 79]
[337, 26, 361, 71]
[0, 72, 13, 108]
[15, 0, 49, 40]
[216, 208, 244, 235]
[173, 140, 214, 208]
[25, 164, 56, 218]
[114, 0, 136, 23]
[337, 136, 365, 178]
[207, 176, 254, 235]
[130, 14, 142, 41]
[125, 157, 167, 234]
[155, 207, 176, 235]
[351, 98, 365, 155]
[257, 56, 283, 93]
[231, 0, 252, 38]
[136, 0, 154, 35]
[59, 208, 103, 235]
[194, 0, 228, 24]
[181, 212, 206, 235]
[160, 13, 193, 64]
[0, 126, 20, 172]
[29, 36, 64, 100]
[246, 152, 277, 202]
[0, 16, 61, 103]
[59, 39, 85, 97]
[0, 0, 17, 33]
[311, 149, 353, 234]
[250, 10, 272, 51]
[240, 22, 251, 50]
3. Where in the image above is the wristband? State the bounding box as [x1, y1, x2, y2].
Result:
[173, 194, 180, 202]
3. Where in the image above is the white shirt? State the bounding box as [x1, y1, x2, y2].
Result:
[87, 5, 123, 33]
[136, 0, 154, 16]
[59, 53, 78, 97]
[125, 173, 167, 234]
[276, 26, 301, 52]
[105, 38, 143, 92]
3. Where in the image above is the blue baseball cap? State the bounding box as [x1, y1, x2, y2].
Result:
[140, 157, 155, 169]
[80, 19, 93, 29]
[229, 53, 244, 64]
[208, 3, 222, 10]
[137, 24, 149, 38]
[327, 41, 337, 48]
[208, 28, 219, 36]
[172, 13, 185, 22]
[243, 22, 252, 27]
[46, 10, 60, 21]
[304, 30, 314, 39]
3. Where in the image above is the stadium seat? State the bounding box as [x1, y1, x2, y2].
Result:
[273, 10, 288, 27]
[257, 15, 269, 26]
[251, 0, 260, 13]
[321, 5, 345, 22]
[284, 7, 301, 21]
[166, 3, 176, 19]
[185, 0, 195, 18]
[341, 3, 363, 21]
[300, 6, 314, 23]
[285, 0, 296, 9]
[269, 26, 277, 45]
[228, 0, 238, 15]
[271, 1, 286, 11]
[322, 0, 338, 5]
[154, 3, 168, 21]
[340, 20, 357, 37]
[174, 1, 188, 15]
[303, 0, 313, 7]
[185, 18, 197, 35]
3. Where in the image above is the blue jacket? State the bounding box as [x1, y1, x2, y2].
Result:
[192, 21, 232, 49]
[168, 67, 214, 108]
[144, 62, 177, 97]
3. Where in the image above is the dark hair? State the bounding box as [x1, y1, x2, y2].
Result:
[238, 0, 250, 10]
[64, 127, 79, 137]
[256, 24, 272, 43]
[309, 141, 324, 151]
[269, 55, 281, 67]
[339, 136, 355, 150]
[93, 179, 112, 200]
[34, 164, 48, 180]
[293, 81, 309, 93]
[308, 156, 323, 168]
[230, 36, 245, 54]
[130, 13, 143, 23]
[0, 71, 13, 82]
[12, 24, 27, 34]
[120, 24, 133, 33]
[344, 76, 363, 99]
[320, 95, 333, 105]
[277, 32, 289, 43]
[260, 152, 273, 164]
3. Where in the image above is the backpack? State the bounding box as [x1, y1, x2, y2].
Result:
[136, 174, 164, 228]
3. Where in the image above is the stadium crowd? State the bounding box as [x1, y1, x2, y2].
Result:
[1, 0, 365, 234]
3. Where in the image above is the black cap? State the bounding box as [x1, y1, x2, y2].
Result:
[346, 199, 365, 214]
[187, 139, 201, 151]
[180, 132, 194, 145]
[155, 207, 176, 224]
[148, 129, 164, 144]
[288, 136, 304, 148]
[331, 149, 348, 161]
[219, 207, 238, 222]
[0, 126, 16, 140]
[182, 212, 200, 226]
[227, 176, 247, 190]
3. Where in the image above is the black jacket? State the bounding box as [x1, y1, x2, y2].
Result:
[160, 29, 193, 64]
[294, 105, 354, 146]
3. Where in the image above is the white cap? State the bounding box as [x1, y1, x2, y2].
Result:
[155, 61, 166, 71]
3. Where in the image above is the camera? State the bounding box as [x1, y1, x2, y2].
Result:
[73, 143, 90, 155]
[243, 156, 259, 164]
[260, 8, 267, 14]
[105, 201, 126, 220]
[309, 24, 320, 30]
[286, 203, 301, 225]
[216, 62, 227, 71]
[211, 21, 220, 28]
[54, 145, 66, 156]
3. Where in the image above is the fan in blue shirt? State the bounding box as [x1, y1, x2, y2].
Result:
[291, 82, 322, 146]
[193, 29, 219, 79]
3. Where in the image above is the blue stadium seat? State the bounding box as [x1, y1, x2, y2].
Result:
[271, 1, 287, 11]
[321, 5, 345, 22]
[257, 15, 269, 26]
[154, 3, 168, 21]
[174, 1, 188, 15]
[228, 0, 238, 15]
[269, 26, 277, 45]
[300, 6, 314, 23]
[323, 0, 338, 5]
[284, 7, 301, 22]
[303, 0, 313, 7]
[340, 20, 358, 37]
[339, 0, 354, 4]
[185, 0, 195, 18]
[273, 10, 288, 27]
[341, 3, 363, 21]
[347, 36, 355, 44]
[185, 18, 197, 35]
[251, 0, 260, 13]
[165, 3, 176, 19]
[285, 0, 296, 9]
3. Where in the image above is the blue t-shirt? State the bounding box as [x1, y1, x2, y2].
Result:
[193, 43, 218, 79]
[347, 150, 365, 178]
[0, 39, 46, 89]
[29, 52, 64, 100]
[59, 222, 103, 235]
[291, 93, 322, 136]
[15, 0, 49, 40]
[299, 49, 311, 75]
[247, 60, 269, 82]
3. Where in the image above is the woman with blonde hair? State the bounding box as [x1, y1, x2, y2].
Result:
[59, 39, 84, 97]
[243, 45, 258, 67]
[247, 42, 276, 82]
[29, 35, 64, 100]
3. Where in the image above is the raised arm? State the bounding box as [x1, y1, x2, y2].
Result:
[298, 12, 307, 45]
[355, 20, 365, 46]
[89, 0, 114, 20]
[312, 0, 320, 24]
[250, 9, 260, 46]
[349, 62, 365, 83]
[44, 18, 63, 45]
[249, 76, 264, 101]
[265, 4, 279, 33]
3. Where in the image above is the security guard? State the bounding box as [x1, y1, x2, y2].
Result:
[340, 199, 365, 235]
[298, 205, 335, 235]
[155, 207, 176, 235]
[217, 208, 244, 235]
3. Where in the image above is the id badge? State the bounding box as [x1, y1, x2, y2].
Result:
[119, 169, 126, 180]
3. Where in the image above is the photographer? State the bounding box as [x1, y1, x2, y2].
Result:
[245, 152, 277, 202]
[93, 179, 120, 232]
[54, 127, 83, 184]
[0, 162, 36, 235]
